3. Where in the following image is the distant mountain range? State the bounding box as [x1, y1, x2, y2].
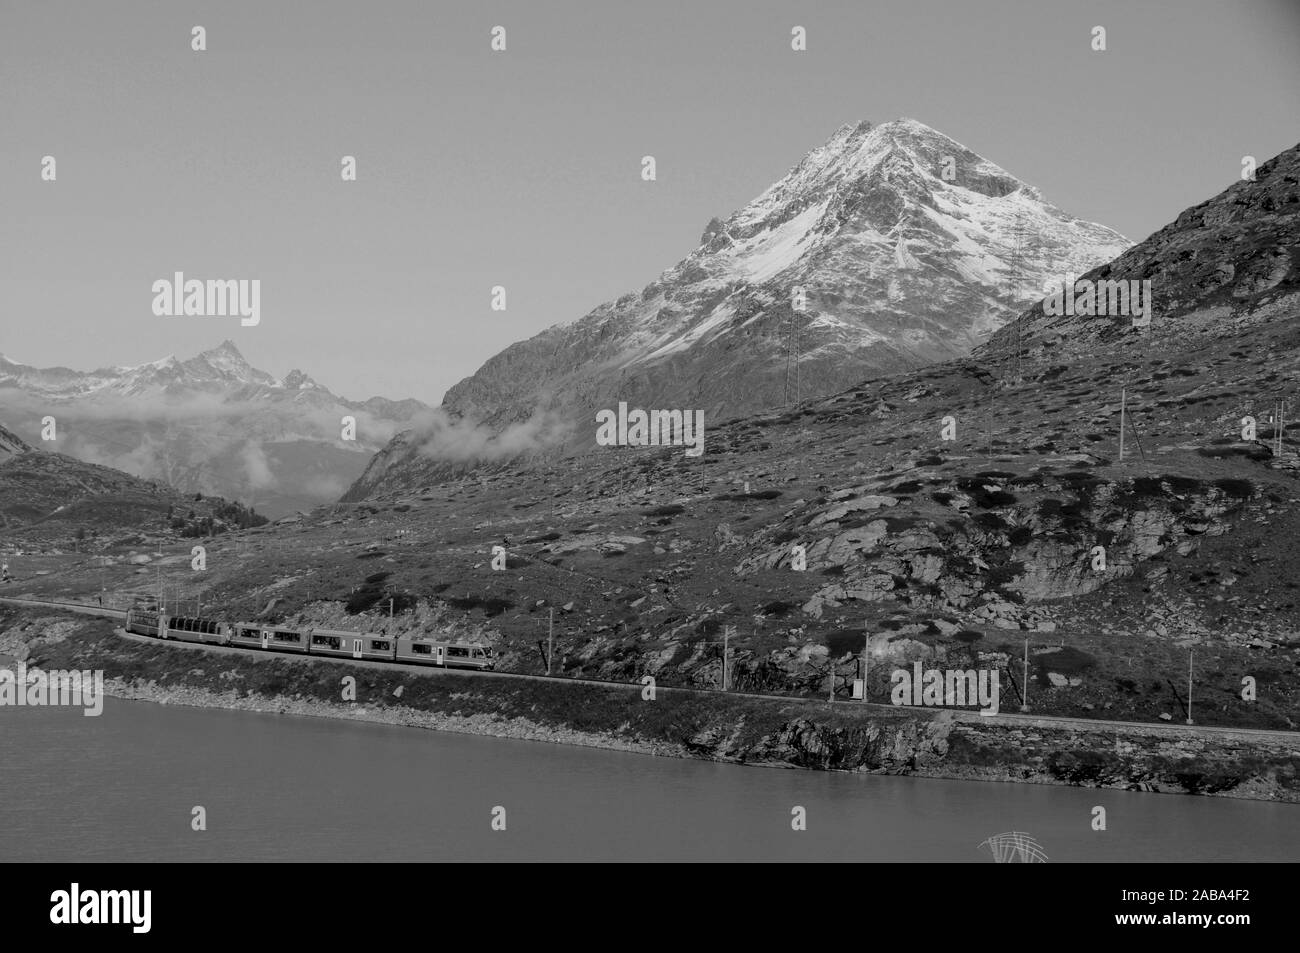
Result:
[347, 117, 1130, 501]
[0, 341, 429, 517]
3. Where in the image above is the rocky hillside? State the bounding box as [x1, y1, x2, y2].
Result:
[0, 341, 429, 517]
[0, 444, 266, 550]
[347, 118, 1128, 502]
[140, 321, 1300, 731]
[981, 142, 1300, 364]
[0, 422, 33, 462]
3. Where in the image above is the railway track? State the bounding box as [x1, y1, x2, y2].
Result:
[3, 595, 1298, 743]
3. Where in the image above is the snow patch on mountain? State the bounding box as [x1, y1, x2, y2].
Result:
[737, 201, 831, 283]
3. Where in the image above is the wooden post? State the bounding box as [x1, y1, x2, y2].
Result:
[548, 607, 554, 676]
[1186, 648, 1194, 725]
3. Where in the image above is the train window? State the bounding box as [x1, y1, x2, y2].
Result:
[274, 632, 300, 643]
[411, 644, 432, 655]
[311, 635, 341, 648]
[370, 641, 391, 651]
[448, 646, 469, 658]
[240, 628, 259, 638]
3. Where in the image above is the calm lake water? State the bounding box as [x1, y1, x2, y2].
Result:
[1, 698, 1295, 861]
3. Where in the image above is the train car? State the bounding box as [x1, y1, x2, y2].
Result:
[228, 623, 309, 654]
[306, 628, 398, 661]
[125, 606, 166, 638]
[394, 635, 495, 670]
[163, 615, 231, 646]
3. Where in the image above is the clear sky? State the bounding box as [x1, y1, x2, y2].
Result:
[2, 0, 1297, 406]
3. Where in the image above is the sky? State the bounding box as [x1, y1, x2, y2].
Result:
[2, 0, 1297, 406]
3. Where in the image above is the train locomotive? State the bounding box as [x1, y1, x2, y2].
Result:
[124, 606, 496, 671]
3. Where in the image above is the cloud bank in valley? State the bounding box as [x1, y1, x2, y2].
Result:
[410, 407, 571, 462]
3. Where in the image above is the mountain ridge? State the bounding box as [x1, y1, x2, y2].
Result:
[348, 117, 1131, 501]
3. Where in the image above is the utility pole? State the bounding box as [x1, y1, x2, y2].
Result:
[1277, 400, 1286, 458]
[1020, 638, 1030, 713]
[1118, 387, 1127, 463]
[861, 623, 870, 703]
[548, 607, 554, 676]
[722, 625, 731, 691]
[784, 310, 802, 407]
[1186, 648, 1194, 725]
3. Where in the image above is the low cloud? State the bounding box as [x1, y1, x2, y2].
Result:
[240, 441, 278, 490]
[0, 387, 404, 448]
[59, 430, 166, 479]
[301, 474, 349, 500]
[410, 407, 570, 462]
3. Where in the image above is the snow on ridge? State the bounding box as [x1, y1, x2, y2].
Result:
[633, 300, 739, 365]
[893, 237, 921, 271]
[735, 200, 830, 284]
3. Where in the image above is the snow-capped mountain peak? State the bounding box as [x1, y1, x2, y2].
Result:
[281, 369, 319, 390]
[434, 117, 1131, 446]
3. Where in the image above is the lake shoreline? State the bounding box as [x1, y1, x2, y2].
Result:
[4, 608, 1299, 803]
